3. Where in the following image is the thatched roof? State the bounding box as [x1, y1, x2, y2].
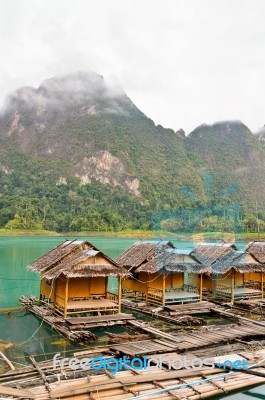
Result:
[116, 240, 175, 270]
[28, 240, 129, 279]
[28, 240, 93, 274]
[247, 241, 265, 263]
[165, 262, 211, 274]
[211, 250, 265, 275]
[135, 248, 210, 274]
[191, 242, 237, 267]
[117, 241, 265, 277]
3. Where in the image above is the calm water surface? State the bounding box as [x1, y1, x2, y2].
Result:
[0, 236, 262, 399]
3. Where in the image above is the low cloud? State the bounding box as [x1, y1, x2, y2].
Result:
[0, 0, 265, 132]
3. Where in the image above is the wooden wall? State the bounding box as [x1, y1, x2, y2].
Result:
[214, 270, 243, 287]
[244, 272, 261, 282]
[67, 277, 106, 297]
[40, 278, 55, 300]
[55, 276, 66, 306]
[202, 274, 212, 290]
[187, 273, 199, 287]
[122, 272, 184, 291]
[41, 275, 107, 306]
[122, 272, 147, 291]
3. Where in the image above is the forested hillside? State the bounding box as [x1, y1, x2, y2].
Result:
[0, 71, 264, 234]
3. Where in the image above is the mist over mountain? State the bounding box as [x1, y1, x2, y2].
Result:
[255, 125, 265, 145]
[0, 71, 264, 233]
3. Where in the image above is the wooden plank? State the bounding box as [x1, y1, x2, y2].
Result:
[0, 384, 35, 398]
[66, 313, 134, 325]
[153, 380, 182, 399]
[153, 339, 179, 350]
[164, 301, 215, 312]
[50, 369, 223, 398]
[67, 299, 118, 310]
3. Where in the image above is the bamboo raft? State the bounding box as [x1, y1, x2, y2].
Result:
[113, 320, 265, 355]
[234, 298, 265, 314]
[122, 300, 217, 325]
[12, 293, 265, 398]
[1, 347, 265, 399]
[20, 296, 134, 343]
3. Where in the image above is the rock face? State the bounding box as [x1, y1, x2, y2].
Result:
[75, 150, 140, 196]
[0, 71, 144, 197]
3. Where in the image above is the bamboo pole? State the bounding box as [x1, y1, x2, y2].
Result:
[231, 269, 235, 304]
[53, 280, 56, 311]
[0, 307, 23, 314]
[64, 278, 69, 318]
[146, 272, 149, 302]
[118, 276, 122, 313]
[0, 351, 15, 371]
[199, 274, 203, 302]
[105, 276, 108, 295]
[39, 278, 43, 301]
[162, 273, 166, 307]
[261, 272, 264, 299]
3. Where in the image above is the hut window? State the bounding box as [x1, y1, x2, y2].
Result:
[45, 279, 52, 286]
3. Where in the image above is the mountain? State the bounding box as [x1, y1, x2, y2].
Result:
[0, 71, 201, 231]
[186, 121, 265, 210]
[0, 71, 264, 233]
[255, 125, 265, 146]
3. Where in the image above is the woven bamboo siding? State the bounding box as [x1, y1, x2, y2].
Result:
[90, 277, 106, 294]
[188, 273, 198, 286]
[60, 277, 107, 298]
[216, 270, 232, 287]
[122, 272, 147, 291]
[95, 255, 113, 264]
[40, 279, 55, 300]
[68, 278, 90, 297]
[122, 272, 183, 291]
[121, 277, 134, 291]
[148, 272, 163, 289]
[55, 276, 66, 306]
[244, 272, 261, 281]
[147, 273, 183, 289]
[202, 274, 212, 290]
[216, 271, 244, 287]
[171, 273, 184, 288]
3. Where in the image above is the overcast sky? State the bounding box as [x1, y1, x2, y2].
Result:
[0, 0, 265, 133]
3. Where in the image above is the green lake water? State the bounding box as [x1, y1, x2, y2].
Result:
[0, 236, 263, 399]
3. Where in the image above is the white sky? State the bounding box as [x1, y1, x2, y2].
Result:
[0, 0, 265, 133]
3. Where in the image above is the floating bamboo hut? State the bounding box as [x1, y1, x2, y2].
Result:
[244, 241, 265, 291]
[116, 241, 209, 305]
[28, 240, 129, 318]
[117, 241, 265, 306]
[211, 250, 265, 302]
[192, 242, 265, 302]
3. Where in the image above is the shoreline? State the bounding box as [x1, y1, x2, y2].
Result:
[0, 229, 264, 241]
